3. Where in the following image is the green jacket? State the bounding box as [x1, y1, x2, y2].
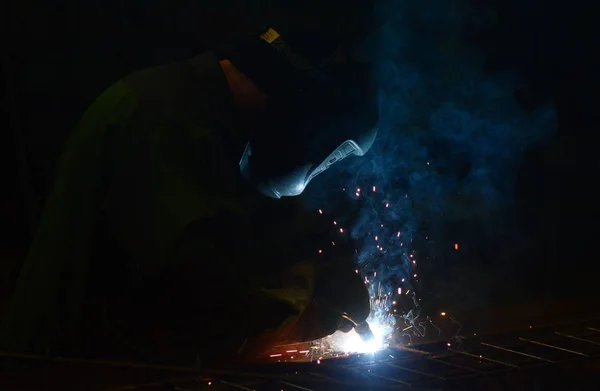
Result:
[0, 52, 300, 357]
[0, 52, 370, 361]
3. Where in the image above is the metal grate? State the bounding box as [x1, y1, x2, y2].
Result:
[108, 316, 600, 390]
[3, 317, 598, 390]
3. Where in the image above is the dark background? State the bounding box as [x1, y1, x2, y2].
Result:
[2, 0, 599, 319]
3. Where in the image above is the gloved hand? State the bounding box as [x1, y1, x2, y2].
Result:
[311, 257, 371, 336]
[248, 204, 371, 345]
[233, 253, 372, 361]
[354, 320, 375, 342]
[268, 255, 371, 343]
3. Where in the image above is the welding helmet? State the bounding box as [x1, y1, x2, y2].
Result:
[233, 27, 379, 198]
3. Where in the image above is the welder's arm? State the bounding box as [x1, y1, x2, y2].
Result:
[129, 216, 305, 361]
[244, 210, 372, 347]
[152, 266, 302, 362]
[235, 256, 373, 359]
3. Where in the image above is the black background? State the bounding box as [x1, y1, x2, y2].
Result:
[2, 0, 599, 314]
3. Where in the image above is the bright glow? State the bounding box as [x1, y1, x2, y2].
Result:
[324, 321, 392, 354]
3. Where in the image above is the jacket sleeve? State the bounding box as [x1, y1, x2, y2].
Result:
[0, 81, 139, 353]
[130, 213, 305, 361]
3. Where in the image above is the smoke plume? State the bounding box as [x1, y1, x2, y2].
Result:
[304, 0, 556, 311]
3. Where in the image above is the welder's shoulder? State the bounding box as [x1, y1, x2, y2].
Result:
[120, 51, 227, 124]
[81, 52, 224, 131]
[77, 80, 138, 129]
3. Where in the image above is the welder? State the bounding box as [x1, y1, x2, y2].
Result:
[0, 27, 378, 364]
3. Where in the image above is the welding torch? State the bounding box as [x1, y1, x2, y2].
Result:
[342, 314, 374, 343]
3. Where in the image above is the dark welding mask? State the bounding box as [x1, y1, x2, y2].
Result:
[232, 27, 379, 198]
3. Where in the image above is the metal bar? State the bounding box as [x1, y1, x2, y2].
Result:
[587, 327, 600, 333]
[428, 357, 486, 374]
[348, 365, 411, 387]
[386, 362, 446, 380]
[428, 351, 457, 361]
[339, 363, 386, 390]
[220, 380, 255, 391]
[448, 349, 519, 368]
[102, 380, 187, 391]
[0, 351, 202, 372]
[480, 342, 554, 363]
[281, 381, 316, 391]
[391, 345, 430, 356]
[307, 372, 340, 382]
[447, 366, 517, 382]
[519, 337, 589, 357]
[555, 332, 600, 347]
[367, 373, 411, 386]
